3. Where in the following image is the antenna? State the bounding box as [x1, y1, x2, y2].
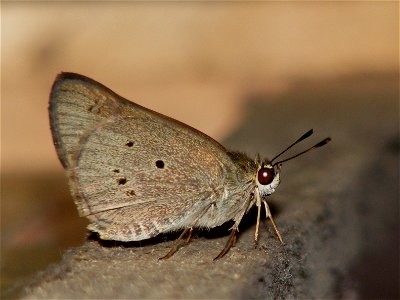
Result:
[272, 137, 331, 166]
[270, 129, 314, 164]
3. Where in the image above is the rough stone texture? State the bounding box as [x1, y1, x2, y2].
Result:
[21, 74, 398, 299]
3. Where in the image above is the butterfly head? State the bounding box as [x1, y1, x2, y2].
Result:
[255, 129, 331, 197]
[256, 161, 281, 197]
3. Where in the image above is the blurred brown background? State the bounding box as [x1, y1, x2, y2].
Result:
[1, 1, 398, 297]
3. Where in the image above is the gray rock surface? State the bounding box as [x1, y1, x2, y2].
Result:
[21, 74, 398, 299]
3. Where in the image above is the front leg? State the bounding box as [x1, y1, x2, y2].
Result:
[263, 200, 284, 244]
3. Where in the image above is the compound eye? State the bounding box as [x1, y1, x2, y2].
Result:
[257, 167, 274, 185]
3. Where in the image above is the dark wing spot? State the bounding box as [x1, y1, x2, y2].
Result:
[117, 177, 127, 185]
[113, 169, 120, 173]
[125, 141, 134, 147]
[155, 160, 164, 169]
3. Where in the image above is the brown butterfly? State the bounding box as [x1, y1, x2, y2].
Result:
[49, 72, 331, 259]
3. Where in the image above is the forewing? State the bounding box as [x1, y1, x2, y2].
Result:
[49, 73, 127, 169]
[49, 73, 232, 241]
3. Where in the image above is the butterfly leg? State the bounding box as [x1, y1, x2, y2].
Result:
[214, 194, 253, 260]
[185, 227, 193, 245]
[159, 227, 192, 260]
[262, 200, 284, 244]
[213, 228, 238, 260]
[254, 187, 262, 242]
[159, 201, 214, 260]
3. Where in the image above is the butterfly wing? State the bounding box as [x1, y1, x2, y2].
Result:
[49, 73, 236, 241]
[50, 73, 126, 169]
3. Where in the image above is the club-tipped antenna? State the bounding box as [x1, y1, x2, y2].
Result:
[272, 137, 331, 166]
[270, 129, 314, 164]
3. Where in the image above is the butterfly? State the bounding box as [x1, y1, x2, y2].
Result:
[49, 72, 331, 259]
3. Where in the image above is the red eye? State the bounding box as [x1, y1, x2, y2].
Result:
[257, 167, 274, 185]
